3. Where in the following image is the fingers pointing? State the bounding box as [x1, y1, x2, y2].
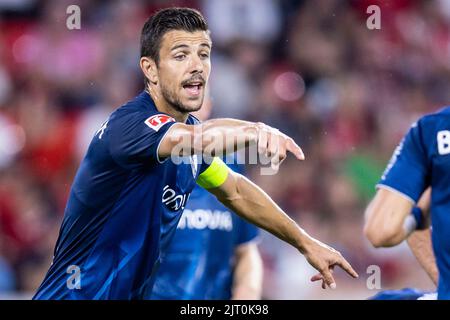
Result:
[286, 138, 305, 160]
[337, 257, 359, 279]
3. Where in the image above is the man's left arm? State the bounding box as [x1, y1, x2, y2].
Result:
[198, 161, 358, 289]
[231, 242, 263, 300]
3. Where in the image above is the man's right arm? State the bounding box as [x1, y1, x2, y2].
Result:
[157, 119, 305, 163]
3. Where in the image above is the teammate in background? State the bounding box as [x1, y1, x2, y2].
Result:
[151, 99, 263, 300]
[364, 107, 450, 299]
[151, 163, 263, 300]
[34, 7, 357, 300]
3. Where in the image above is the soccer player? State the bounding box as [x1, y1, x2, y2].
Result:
[364, 107, 450, 299]
[34, 7, 357, 300]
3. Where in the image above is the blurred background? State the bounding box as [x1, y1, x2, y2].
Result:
[0, 0, 445, 299]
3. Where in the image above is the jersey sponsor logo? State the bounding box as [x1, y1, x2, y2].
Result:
[177, 209, 233, 231]
[144, 114, 175, 132]
[162, 185, 189, 211]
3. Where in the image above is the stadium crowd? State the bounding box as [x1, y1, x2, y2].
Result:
[0, 0, 446, 298]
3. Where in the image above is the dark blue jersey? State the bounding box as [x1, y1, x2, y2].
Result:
[34, 91, 207, 300]
[150, 186, 259, 300]
[378, 107, 450, 300]
[150, 164, 259, 300]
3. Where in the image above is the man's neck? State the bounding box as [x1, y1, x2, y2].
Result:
[146, 87, 189, 123]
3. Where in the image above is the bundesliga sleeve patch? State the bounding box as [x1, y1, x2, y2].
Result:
[144, 114, 176, 131]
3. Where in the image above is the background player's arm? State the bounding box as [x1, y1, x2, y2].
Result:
[231, 242, 263, 300]
[364, 187, 430, 247]
[157, 119, 304, 161]
[408, 228, 438, 285]
[406, 188, 438, 285]
[364, 188, 414, 247]
[365, 186, 437, 283]
[205, 168, 358, 289]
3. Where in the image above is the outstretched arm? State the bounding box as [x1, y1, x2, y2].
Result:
[161, 119, 357, 288]
[158, 119, 305, 163]
[205, 168, 358, 289]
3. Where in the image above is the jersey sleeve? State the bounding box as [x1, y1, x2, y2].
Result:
[234, 217, 260, 246]
[377, 119, 430, 203]
[109, 112, 177, 169]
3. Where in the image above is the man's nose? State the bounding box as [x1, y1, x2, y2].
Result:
[189, 55, 203, 74]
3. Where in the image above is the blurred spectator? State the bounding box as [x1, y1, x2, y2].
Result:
[203, 0, 282, 45]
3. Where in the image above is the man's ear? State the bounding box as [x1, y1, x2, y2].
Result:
[140, 57, 158, 84]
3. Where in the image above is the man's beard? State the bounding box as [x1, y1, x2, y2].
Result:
[160, 83, 203, 113]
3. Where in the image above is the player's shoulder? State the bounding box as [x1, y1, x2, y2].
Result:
[408, 107, 450, 150]
[109, 91, 176, 128]
[112, 91, 155, 118]
[418, 106, 450, 126]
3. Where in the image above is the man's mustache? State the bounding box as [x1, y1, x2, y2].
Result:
[181, 75, 205, 86]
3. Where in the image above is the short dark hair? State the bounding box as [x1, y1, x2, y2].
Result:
[140, 7, 209, 64]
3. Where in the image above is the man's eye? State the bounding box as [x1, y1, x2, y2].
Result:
[175, 54, 186, 61]
[200, 53, 210, 59]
